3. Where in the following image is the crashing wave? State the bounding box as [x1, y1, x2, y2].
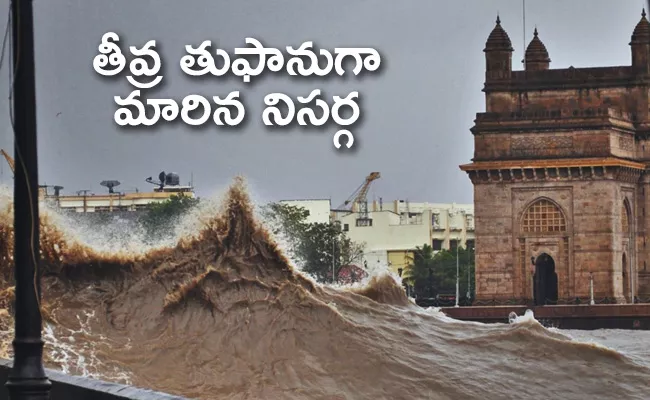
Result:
[0, 177, 648, 400]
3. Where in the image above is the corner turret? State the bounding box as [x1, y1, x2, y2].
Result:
[524, 28, 550, 71]
[630, 8, 650, 72]
[484, 15, 514, 81]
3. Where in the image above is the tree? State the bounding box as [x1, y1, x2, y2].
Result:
[261, 202, 365, 283]
[139, 194, 200, 241]
[296, 222, 365, 283]
[403, 244, 436, 298]
[259, 202, 309, 259]
[404, 244, 475, 301]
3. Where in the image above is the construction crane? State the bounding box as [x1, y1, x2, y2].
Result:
[1, 149, 15, 174]
[1, 148, 57, 199]
[338, 172, 381, 221]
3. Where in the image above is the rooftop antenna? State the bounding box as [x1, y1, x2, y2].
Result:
[522, 0, 526, 70]
[145, 171, 166, 191]
[100, 180, 121, 194]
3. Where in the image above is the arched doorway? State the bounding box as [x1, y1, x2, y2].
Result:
[622, 252, 630, 303]
[621, 199, 633, 303]
[533, 253, 558, 305]
[521, 199, 567, 303]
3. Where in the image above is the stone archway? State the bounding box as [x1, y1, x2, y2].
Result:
[533, 253, 558, 305]
[520, 198, 567, 302]
[621, 198, 633, 303]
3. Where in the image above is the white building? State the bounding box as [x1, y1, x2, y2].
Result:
[278, 199, 331, 224]
[50, 185, 196, 213]
[336, 209, 432, 273]
[335, 200, 475, 275]
[279, 197, 474, 275]
[393, 201, 475, 253]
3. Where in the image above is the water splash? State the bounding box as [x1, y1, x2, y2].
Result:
[0, 178, 648, 400]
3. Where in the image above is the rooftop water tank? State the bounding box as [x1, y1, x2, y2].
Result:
[165, 172, 180, 186]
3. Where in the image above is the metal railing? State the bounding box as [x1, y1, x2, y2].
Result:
[426, 297, 650, 307]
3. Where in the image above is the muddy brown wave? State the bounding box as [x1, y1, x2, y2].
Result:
[0, 178, 648, 400]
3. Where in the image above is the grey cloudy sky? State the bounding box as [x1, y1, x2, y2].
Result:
[0, 0, 643, 205]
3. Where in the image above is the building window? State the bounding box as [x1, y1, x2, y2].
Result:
[466, 239, 475, 250]
[466, 215, 475, 231]
[343, 223, 349, 232]
[449, 239, 458, 251]
[356, 218, 372, 227]
[409, 212, 423, 224]
[432, 213, 442, 230]
[432, 239, 443, 251]
[521, 199, 566, 233]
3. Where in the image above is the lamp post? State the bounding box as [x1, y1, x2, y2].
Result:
[5, 0, 52, 398]
[589, 272, 595, 305]
[331, 235, 335, 284]
[629, 245, 635, 304]
[466, 244, 472, 300]
[454, 241, 460, 307]
[451, 209, 465, 308]
[331, 221, 340, 284]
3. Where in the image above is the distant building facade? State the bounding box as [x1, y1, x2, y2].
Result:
[278, 199, 332, 224]
[334, 200, 475, 275]
[460, 13, 650, 305]
[43, 172, 195, 214]
[279, 197, 475, 275]
[50, 185, 196, 213]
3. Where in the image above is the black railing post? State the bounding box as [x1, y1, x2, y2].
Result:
[5, 0, 52, 398]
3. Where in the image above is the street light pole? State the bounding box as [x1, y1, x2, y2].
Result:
[454, 241, 459, 307]
[466, 245, 471, 300]
[331, 227, 335, 284]
[5, 0, 52, 398]
[589, 272, 595, 305]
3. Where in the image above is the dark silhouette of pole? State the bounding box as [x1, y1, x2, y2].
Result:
[5, 0, 52, 398]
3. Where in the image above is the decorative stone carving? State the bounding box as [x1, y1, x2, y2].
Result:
[618, 135, 634, 152]
[511, 136, 572, 150]
[511, 136, 573, 157]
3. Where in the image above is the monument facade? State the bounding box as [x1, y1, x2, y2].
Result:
[461, 12, 650, 304]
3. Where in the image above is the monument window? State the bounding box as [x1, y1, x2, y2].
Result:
[521, 199, 566, 233]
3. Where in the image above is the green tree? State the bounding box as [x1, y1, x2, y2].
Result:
[261, 202, 365, 283]
[296, 222, 365, 282]
[404, 244, 475, 301]
[260, 202, 309, 258]
[139, 194, 200, 241]
[403, 244, 435, 297]
[431, 247, 475, 300]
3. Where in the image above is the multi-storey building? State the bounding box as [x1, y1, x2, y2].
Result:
[281, 198, 474, 275]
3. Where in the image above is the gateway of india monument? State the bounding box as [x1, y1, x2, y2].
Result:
[461, 10, 650, 305]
